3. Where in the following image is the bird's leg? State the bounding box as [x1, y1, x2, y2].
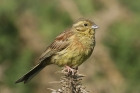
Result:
[63, 66, 75, 75]
[75, 67, 79, 73]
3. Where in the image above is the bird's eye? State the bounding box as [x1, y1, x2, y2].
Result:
[84, 23, 88, 26]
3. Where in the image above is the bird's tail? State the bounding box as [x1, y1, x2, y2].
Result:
[15, 61, 48, 84]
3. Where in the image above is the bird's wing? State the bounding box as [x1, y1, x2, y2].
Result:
[39, 29, 74, 61]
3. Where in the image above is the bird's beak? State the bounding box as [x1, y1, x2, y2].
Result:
[92, 25, 98, 29]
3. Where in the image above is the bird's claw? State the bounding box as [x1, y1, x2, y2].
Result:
[62, 66, 77, 75]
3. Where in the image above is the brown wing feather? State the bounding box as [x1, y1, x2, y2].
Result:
[39, 29, 74, 61]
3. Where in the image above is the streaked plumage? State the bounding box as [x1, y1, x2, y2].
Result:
[15, 18, 98, 84]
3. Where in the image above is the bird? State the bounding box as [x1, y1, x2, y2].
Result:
[15, 18, 98, 84]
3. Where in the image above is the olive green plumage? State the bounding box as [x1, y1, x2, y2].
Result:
[15, 18, 98, 84]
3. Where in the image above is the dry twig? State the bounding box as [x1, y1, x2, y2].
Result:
[48, 69, 92, 93]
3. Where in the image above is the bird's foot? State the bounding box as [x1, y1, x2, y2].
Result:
[62, 66, 76, 75]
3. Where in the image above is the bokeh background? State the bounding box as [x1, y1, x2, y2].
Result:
[0, 0, 140, 93]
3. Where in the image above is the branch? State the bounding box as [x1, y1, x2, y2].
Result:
[48, 70, 93, 93]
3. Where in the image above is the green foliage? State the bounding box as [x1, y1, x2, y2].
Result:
[119, 0, 140, 13]
[0, 11, 34, 93]
[75, 0, 96, 15]
[104, 20, 140, 92]
[5, 49, 34, 93]
[0, 13, 18, 63]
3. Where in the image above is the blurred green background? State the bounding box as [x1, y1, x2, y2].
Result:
[0, 0, 140, 93]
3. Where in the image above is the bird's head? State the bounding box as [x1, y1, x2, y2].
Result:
[72, 18, 98, 33]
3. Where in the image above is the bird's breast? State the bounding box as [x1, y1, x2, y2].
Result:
[51, 34, 95, 67]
